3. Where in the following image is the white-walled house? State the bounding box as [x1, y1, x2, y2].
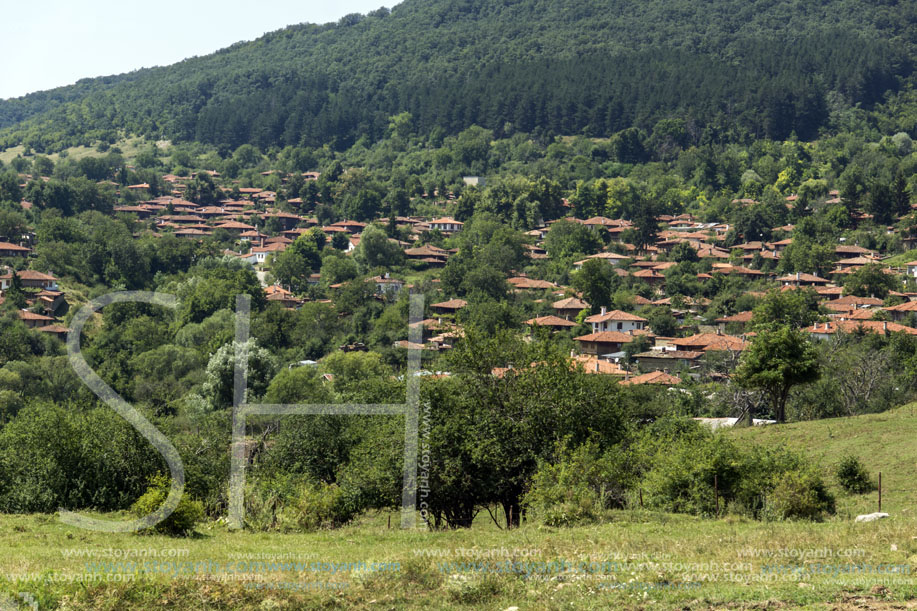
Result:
[906, 261, 917, 278]
[584, 308, 648, 333]
[429, 217, 464, 233]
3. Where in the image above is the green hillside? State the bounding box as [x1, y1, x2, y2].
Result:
[0, 0, 914, 153]
[730, 404, 917, 518]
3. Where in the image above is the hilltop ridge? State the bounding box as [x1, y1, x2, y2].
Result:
[0, 0, 914, 152]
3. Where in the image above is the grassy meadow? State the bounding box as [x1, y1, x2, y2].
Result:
[2, 405, 917, 609]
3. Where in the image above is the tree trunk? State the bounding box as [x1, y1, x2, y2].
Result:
[775, 386, 789, 423]
[502, 500, 521, 529]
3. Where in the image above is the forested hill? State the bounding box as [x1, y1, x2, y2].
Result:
[1, 0, 914, 153]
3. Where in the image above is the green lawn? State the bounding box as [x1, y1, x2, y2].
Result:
[729, 403, 917, 518]
[3, 407, 917, 609]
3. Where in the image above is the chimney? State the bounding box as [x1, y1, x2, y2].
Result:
[594, 361, 599, 373]
[796, 271, 800, 281]
[883, 321, 888, 333]
[601, 306, 607, 315]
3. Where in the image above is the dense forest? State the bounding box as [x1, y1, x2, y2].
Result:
[0, 0, 915, 153]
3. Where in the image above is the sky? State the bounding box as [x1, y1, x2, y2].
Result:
[1, 0, 391, 100]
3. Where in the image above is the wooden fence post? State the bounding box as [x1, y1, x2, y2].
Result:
[714, 474, 719, 517]
[878, 472, 882, 512]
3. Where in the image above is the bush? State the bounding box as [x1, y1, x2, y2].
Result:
[0, 404, 160, 513]
[639, 431, 743, 516]
[131, 474, 204, 536]
[631, 418, 835, 520]
[766, 469, 836, 521]
[290, 480, 359, 530]
[835, 455, 875, 494]
[731, 446, 806, 517]
[524, 439, 631, 526]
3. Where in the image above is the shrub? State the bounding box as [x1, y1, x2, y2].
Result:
[524, 439, 631, 526]
[732, 446, 807, 518]
[131, 474, 204, 536]
[835, 455, 875, 494]
[243, 473, 361, 532]
[640, 432, 743, 516]
[766, 468, 836, 521]
[631, 418, 834, 520]
[0, 404, 160, 513]
[290, 480, 359, 530]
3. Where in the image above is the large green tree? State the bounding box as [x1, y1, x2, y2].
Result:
[734, 326, 820, 423]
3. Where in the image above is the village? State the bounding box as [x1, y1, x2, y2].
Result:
[3, 167, 916, 392]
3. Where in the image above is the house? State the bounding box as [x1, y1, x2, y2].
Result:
[840, 308, 881, 321]
[158, 214, 206, 225]
[581, 216, 621, 230]
[17, 310, 55, 329]
[905, 261, 917, 278]
[463, 176, 486, 187]
[0, 270, 58, 291]
[669, 333, 748, 353]
[261, 212, 302, 232]
[777, 272, 831, 287]
[714, 311, 754, 333]
[524, 315, 578, 331]
[113, 205, 157, 219]
[806, 320, 917, 340]
[574, 331, 635, 356]
[584, 308, 647, 333]
[572, 252, 629, 269]
[429, 217, 463, 233]
[432, 299, 468, 314]
[832, 295, 884, 308]
[814, 286, 844, 300]
[508, 276, 557, 290]
[404, 244, 450, 267]
[30, 289, 65, 313]
[769, 238, 793, 253]
[37, 324, 69, 340]
[631, 268, 666, 285]
[368, 274, 405, 296]
[330, 220, 368, 234]
[572, 354, 627, 376]
[883, 300, 917, 322]
[632, 349, 704, 372]
[250, 242, 287, 264]
[174, 228, 212, 238]
[835, 256, 880, 269]
[710, 264, 765, 279]
[214, 220, 258, 234]
[0, 242, 31, 257]
[264, 285, 303, 309]
[552, 297, 590, 320]
[619, 371, 682, 386]
[835, 244, 874, 259]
